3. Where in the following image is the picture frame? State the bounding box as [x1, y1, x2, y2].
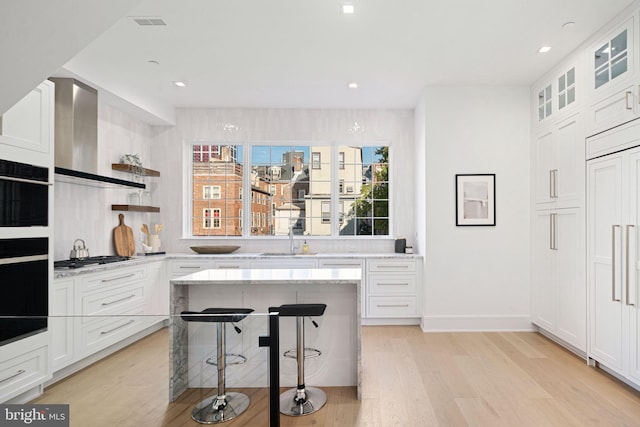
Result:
[455, 174, 496, 226]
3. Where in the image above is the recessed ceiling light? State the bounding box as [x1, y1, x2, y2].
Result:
[173, 81, 187, 87]
[537, 46, 552, 53]
[348, 82, 358, 89]
[343, 4, 355, 14]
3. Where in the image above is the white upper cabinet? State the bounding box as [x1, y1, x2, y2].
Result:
[532, 56, 581, 130]
[586, 13, 639, 136]
[533, 114, 584, 208]
[0, 80, 54, 165]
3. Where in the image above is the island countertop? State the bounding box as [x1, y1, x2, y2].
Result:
[171, 267, 362, 286]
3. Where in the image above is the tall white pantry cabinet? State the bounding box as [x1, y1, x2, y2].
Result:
[587, 120, 640, 388]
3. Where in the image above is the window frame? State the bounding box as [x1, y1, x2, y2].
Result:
[185, 141, 392, 239]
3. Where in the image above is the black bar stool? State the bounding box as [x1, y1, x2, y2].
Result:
[181, 307, 254, 424]
[277, 303, 327, 416]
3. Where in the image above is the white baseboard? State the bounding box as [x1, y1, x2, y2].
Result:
[362, 317, 421, 326]
[420, 315, 534, 332]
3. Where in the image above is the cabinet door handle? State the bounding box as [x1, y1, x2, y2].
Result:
[549, 170, 554, 198]
[100, 319, 135, 335]
[627, 225, 636, 306]
[553, 169, 558, 198]
[626, 91, 633, 110]
[613, 225, 621, 302]
[377, 304, 409, 308]
[0, 369, 26, 384]
[101, 273, 135, 283]
[101, 294, 136, 306]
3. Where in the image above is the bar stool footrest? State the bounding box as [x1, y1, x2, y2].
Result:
[283, 347, 322, 359]
[205, 353, 247, 366]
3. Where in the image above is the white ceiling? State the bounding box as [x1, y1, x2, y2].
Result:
[55, 0, 636, 124]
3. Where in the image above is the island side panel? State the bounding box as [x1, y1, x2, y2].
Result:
[169, 282, 189, 402]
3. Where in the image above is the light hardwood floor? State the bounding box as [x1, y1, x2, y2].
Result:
[33, 326, 640, 426]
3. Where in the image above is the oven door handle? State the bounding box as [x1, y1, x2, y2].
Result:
[0, 175, 52, 186]
[0, 254, 48, 265]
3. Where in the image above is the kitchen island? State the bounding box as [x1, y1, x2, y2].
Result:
[169, 268, 362, 402]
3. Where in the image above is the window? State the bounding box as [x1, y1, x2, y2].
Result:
[190, 142, 390, 237]
[203, 208, 221, 229]
[203, 185, 221, 199]
[312, 152, 321, 169]
[321, 201, 331, 224]
[191, 144, 242, 236]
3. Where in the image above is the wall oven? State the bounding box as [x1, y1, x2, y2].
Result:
[0, 237, 48, 346]
[0, 158, 49, 227]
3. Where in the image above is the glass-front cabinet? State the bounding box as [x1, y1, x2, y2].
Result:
[585, 14, 638, 135]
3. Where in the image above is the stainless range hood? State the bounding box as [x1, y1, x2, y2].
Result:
[50, 78, 143, 189]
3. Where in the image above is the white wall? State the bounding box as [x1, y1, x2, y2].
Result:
[54, 104, 155, 260]
[152, 108, 415, 254]
[419, 86, 531, 331]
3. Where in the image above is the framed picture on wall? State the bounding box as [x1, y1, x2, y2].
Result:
[455, 174, 496, 226]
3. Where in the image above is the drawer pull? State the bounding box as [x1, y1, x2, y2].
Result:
[101, 294, 136, 306]
[101, 273, 136, 283]
[179, 266, 202, 269]
[218, 266, 240, 269]
[377, 304, 409, 308]
[0, 369, 26, 384]
[100, 320, 135, 335]
[376, 265, 409, 269]
[378, 283, 409, 286]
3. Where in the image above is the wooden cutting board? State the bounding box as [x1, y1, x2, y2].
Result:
[113, 213, 135, 257]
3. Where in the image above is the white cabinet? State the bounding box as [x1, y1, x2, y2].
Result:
[587, 122, 640, 388]
[319, 259, 365, 315]
[533, 114, 584, 208]
[0, 80, 54, 165]
[532, 208, 585, 351]
[586, 14, 640, 135]
[533, 61, 580, 128]
[51, 278, 75, 371]
[50, 262, 165, 374]
[366, 259, 419, 320]
[0, 338, 49, 402]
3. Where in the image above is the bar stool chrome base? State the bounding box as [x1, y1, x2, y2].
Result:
[192, 392, 250, 424]
[279, 386, 327, 416]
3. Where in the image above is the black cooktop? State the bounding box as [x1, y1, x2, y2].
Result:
[54, 255, 130, 269]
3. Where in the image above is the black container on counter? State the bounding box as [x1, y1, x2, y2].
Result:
[395, 238, 406, 254]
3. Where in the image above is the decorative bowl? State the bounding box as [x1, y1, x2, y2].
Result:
[190, 245, 240, 254]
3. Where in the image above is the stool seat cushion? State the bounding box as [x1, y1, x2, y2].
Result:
[181, 307, 254, 323]
[276, 303, 326, 317]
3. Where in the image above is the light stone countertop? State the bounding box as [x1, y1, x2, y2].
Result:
[54, 252, 421, 279]
[170, 266, 362, 286]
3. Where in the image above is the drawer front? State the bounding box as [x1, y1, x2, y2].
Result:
[368, 274, 416, 295]
[212, 260, 251, 269]
[81, 267, 145, 293]
[0, 345, 48, 402]
[318, 259, 364, 269]
[171, 260, 210, 276]
[81, 282, 145, 322]
[368, 296, 417, 317]
[367, 259, 416, 273]
[79, 308, 145, 357]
